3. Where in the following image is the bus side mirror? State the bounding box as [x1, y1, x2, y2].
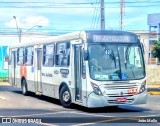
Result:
[141, 43, 144, 54]
[83, 50, 88, 61]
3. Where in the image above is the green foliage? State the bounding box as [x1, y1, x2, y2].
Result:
[152, 38, 160, 60]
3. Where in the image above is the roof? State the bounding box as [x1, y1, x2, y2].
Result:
[9, 30, 138, 48]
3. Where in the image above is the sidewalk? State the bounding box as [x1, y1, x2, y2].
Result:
[0, 81, 10, 86]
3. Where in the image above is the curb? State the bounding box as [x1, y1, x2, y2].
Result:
[147, 87, 160, 95]
[148, 91, 160, 95]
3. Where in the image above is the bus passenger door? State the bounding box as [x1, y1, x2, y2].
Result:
[11, 51, 16, 86]
[35, 48, 42, 93]
[74, 45, 83, 101]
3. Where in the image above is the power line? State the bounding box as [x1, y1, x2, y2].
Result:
[95, 11, 101, 29]
[1, 1, 160, 4]
[90, 1, 97, 29]
[0, 0, 160, 8]
[0, 4, 160, 8]
[90, 0, 100, 30]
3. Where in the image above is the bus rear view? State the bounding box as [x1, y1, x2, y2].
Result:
[85, 31, 147, 107]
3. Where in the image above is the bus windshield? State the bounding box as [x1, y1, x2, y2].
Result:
[88, 44, 145, 81]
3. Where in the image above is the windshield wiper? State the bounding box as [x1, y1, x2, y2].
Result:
[103, 43, 116, 68]
[124, 44, 132, 68]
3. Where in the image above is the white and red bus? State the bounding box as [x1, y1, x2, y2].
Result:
[8, 30, 147, 108]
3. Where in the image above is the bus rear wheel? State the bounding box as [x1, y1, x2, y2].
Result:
[22, 79, 28, 95]
[60, 86, 72, 108]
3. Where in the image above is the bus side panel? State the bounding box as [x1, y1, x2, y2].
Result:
[8, 64, 12, 84]
[26, 66, 35, 92]
[41, 67, 55, 98]
[10, 50, 21, 89]
[8, 49, 13, 85]
[15, 65, 22, 88]
[52, 67, 72, 99]
[41, 66, 72, 99]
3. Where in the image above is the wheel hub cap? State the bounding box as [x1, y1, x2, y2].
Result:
[63, 91, 70, 102]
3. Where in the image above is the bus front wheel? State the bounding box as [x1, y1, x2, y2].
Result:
[60, 86, 72, 108]
[22, 79, 28, 95]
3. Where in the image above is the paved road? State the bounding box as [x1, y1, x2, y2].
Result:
[0, 85, 160, 126]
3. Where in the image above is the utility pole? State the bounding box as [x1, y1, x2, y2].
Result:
[13, 16, 21, 43]
[13, 16, 42, 43]
[101, 0, 105, 30]
[120, 0, 125, 30]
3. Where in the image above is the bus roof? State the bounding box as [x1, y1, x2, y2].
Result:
[9, 31, 86, 48]
[86, 30, 137, 36]
[9, 30, 139, 48]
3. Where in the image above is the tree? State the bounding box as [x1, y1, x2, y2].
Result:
[152, 38, 160, 60]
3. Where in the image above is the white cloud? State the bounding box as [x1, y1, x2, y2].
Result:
[5, 16, 49, 28]
[0, 35, 18, 46]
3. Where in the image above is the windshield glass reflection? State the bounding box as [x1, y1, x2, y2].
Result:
[88, 44, 145, 81]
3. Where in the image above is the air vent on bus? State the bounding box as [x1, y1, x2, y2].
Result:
[107, 98, 135, 104]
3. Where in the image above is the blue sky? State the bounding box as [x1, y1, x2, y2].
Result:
[0, 0, 160, 45]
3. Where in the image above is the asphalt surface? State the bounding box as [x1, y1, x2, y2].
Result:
[0, 85, 160, 126]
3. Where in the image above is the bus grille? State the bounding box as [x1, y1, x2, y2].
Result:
[107, 98, 135, 104]
[101, 84, 138, 97]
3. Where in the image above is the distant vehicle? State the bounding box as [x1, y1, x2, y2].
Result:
[8, 30, 147, 108]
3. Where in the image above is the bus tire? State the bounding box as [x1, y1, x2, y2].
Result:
[22, 79, 28, 96]
[60, 85, 72, 108]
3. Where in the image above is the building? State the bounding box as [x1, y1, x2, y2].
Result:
[0, 46, 8, 81]
[129, 14, 160, 65]
[128, 30, 149, 64]
[147, 13, 160, 64]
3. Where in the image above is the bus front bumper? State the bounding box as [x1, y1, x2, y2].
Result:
[87, 90, 148, 108]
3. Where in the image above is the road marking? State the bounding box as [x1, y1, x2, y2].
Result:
[39, 122, 59, 126]
[0, 111, 64, 126]
[0, 111, 65, 118]
[70, 112, 160, 126]
[118, 114, 160, 124]
[135, 113, 160, 118]
[0, 96, 7, 100]
[71, 117, 128, 126]
[66, 111, 114, 117]
[0, 109, 159, 125]
[0, 111, 66, 126]
[71, 114, 160, 126]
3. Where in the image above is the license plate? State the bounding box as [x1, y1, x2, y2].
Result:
[116, 97, 126, 102]
[128, 87, 138, 94]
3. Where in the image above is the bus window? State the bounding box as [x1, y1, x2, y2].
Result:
[43, 44, 54, 67]
[17, 48, 24, 65]
[56, 42, 70, 66]
[25, 47, 33, 66]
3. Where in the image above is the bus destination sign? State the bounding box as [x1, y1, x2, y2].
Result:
[92, 35, 137, 43]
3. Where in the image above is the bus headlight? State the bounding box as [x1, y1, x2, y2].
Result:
[139, 80, 146, 94]
[91, 82, 102, 95]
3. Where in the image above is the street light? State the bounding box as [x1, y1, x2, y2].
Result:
[13, 16, 42, 43]
[22, 25, 42, 35]
[13, 16, 21, 43]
